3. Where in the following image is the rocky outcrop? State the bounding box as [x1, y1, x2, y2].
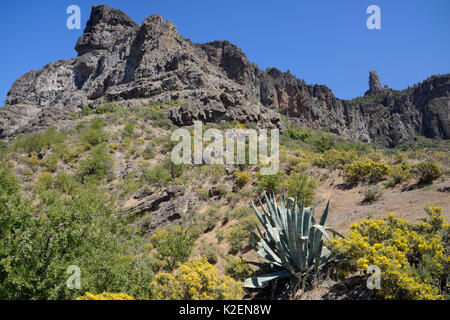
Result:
[1, 4, 449, 146]
[123, 185, 196, 232]
[364, 69, 385, 96]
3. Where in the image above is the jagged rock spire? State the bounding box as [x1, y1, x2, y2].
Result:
[364, 69, 384, 96]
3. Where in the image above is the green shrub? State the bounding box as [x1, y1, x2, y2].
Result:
[283, 127, 311, 141]
[16, 127, 65, 154]
[78, 143, 114, 181]
[229, 207, 253, 220]
[195, 187, 210, 201]
[81, 128, 108, 147]
[142, 165, 171, 187]
[199, 242, 219, 265]
[122, 122, 135, 138]
[81, 105, 94, 116]
[312, 134, 336, 152]
[53, 143, 77, 164]
[150, 225, 195, 272]
[97, 103, 119, 114]
[0, 162, 19, 198]
[44, 153, 59, 172]
[143, 143, 155, 160]
[226, 216, 259, 254]
[256, 171, 285, 194]
[286, 172, 317, 206]
[362, 184, 383, 203]
[410, 162, 442, 184]
[163, 155, 185, 178]
[0, 166, 153, 299]
[144, 106, 175, 129]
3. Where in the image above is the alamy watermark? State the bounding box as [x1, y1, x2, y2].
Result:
[366, 265, 381, 290]
[66, 265, 81, 289]
[66, 5, 81, 30]
[171, 121, 280, 175]
[366, 5, 381, 30]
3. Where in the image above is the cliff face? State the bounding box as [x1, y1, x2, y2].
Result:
[1, 5, 449, 146]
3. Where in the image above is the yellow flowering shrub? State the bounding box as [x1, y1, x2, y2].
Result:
[234, 171, 251, 187]
[313, 149, 359, 170]
[76, 292, 134, 300]
[343, 158, 391, 185]
[389, 163, 412, 184]
[333, 206, 449, 300]
[410, 161, 442, 184]
[224, 255, 254, 281]
[150, 257, 244, 300]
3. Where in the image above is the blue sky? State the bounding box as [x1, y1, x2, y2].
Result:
[1, 0, 449, 104]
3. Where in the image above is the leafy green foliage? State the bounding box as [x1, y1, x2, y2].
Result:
[142, 165, 171, 186]
[286, 172, 317, 206]
[283, 127, 311, 141]
[256, 171, 285, 194]
[150, 225, 196, 272]
[0, 163, 153, 299]
[78, 143, 114, 181]
[15, 127, 66, 154]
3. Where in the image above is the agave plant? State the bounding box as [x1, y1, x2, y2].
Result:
[244, 193, 342, 288]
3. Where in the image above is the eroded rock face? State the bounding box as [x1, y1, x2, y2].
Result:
[2, 4, 449, 146]
[124, 185, 196, 233]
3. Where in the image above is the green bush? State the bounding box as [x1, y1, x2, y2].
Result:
[390, 163, 412, 185]
[81, 128, 108, 147]
[143, 106, 175, 129]
[226, 216, 259, 254]
[286, 172, 317, 206]
[313, 149, 358, 170]
[142, 165, 171, 187]
[163, 155, 185, 178]
[199, 242, 219, 265]
[78, 143, 114, 181]
[150, 225, 195, 272]
[97, 103, 119, 114]
[122, 122, 135, 138]
[362, 184, 383, 202]
[44, 153, 60, 172]
[16, 127, 65, 154]
[283, 127, 311, 141]
[0, 164, 153, 299]
[81, 105, 94, 116]
[256, 171, 285, 194]
[410, 162, 442, 184]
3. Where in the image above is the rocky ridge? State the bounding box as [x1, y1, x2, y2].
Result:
[1, 4, 449, 147]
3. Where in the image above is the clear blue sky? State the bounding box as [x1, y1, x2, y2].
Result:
[1, 0, 449, 104]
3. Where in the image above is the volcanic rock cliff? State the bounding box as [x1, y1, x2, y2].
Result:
[1, 4, 449, 147]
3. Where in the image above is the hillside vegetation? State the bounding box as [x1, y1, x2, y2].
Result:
[0, 100, 448, 300]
